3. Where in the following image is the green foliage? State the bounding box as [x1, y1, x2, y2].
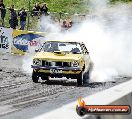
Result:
[4, 0, 88, 14]
[110, 0, 132, 3]
[2, 0, 132, 30]
[2, 0, 89, 30]
[3, 0, 132, 16]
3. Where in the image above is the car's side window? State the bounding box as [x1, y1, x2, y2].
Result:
[81, 44, 89, 55]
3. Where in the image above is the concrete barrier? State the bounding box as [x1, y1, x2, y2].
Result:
[100, 92, 132, 119]
[32, 79, 132, 119]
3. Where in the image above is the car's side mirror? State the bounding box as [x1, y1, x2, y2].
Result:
[35, 49, 39, 52]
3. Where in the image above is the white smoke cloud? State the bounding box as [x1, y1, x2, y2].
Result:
[88, 0, 110, 13]
[22, 0, 132, 82]
[38, 15, 61, 33]
[22, 53, 34, 74]
[65, 3, 132, 82]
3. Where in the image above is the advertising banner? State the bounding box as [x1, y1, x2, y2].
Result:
[0, 27, 13, 53]
[12, 30, 46, 55]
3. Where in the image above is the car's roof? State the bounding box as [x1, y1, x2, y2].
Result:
[44, 40, 83, 44]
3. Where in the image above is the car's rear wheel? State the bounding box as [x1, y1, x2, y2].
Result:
[32, 71, 39, 83]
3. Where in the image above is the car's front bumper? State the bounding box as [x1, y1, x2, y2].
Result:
[31, 65, 81, 75]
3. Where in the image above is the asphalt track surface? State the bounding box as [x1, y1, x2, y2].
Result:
[0, 53, 131, 119]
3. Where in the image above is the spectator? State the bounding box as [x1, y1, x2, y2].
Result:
[9, 5, 18, 29]
[61, 20, 67, 31]
[62, 20, 67, 28]
[31, 3, 40, 16]
[68, 20, 73, 28]
[0, 0, 6, 26]
[40, 3, 48, 16]
[61, 20, 73, 31]
[18, 8, 27, 30]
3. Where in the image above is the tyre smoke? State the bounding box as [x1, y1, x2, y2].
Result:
[23, 0, 132, 82]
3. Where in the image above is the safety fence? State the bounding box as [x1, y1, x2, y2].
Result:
[0, 27, 46, 55]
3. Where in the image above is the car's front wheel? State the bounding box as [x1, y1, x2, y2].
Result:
[41, 75, 49, 80]
[77, 70, 90, 86]
[83, 70, 90, 85]
[77, 71, 84, 86]
[32, 71, 39, 83]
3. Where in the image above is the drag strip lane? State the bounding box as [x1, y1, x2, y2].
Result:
[0, 54, 131, 118]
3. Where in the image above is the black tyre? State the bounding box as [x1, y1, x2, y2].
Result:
[83, 63, 93, 85]
[83, 70, 90, 85]
[41, 75, 49, 80]
[77, 71, 89, 86]
[77, 72, 83, 86]
[32, 71, 39, 83]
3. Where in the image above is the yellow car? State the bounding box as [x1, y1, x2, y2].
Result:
[31, 40, 93, 86]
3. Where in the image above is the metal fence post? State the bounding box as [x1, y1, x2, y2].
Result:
[59, 12, 62, 23]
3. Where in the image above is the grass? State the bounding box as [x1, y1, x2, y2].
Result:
[2, 0, 132, 30]
[111, 0, 132, 3]
[3, 0, 89, 30]
[4, 0, 89, 14]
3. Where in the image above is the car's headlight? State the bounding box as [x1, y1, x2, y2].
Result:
[71, 61, 79, 67]
[33, 59, 42, 65]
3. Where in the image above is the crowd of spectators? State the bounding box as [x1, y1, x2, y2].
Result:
[32, 3, 48, 17]
[0, 1, 72, 30]
[0, 1, 49, 30]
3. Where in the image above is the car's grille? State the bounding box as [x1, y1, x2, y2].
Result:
[42, 61, 71, 67]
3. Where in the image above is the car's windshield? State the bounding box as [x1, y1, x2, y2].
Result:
[41, 41, 82, 54]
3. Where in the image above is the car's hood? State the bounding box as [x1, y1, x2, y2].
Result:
[34, 52, 83, 61]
